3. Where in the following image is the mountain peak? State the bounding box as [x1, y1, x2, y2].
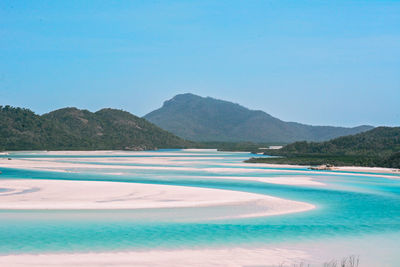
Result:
[172, 93, 201, 99]
[144, 94, 373, 143]
[163, 93, 203, 106]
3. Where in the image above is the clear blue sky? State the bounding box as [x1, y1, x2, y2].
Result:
[1, 0, 399, 127]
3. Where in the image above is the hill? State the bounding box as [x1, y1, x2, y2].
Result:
[277, 127, 400, 156]
[246, 127, 400, 168]
[144, 93, 373, 143]
[0, 105, 192, 151]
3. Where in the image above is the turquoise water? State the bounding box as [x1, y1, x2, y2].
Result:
[0, 150, 400, 259]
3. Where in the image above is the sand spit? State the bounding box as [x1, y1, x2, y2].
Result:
[0, 179, 314, 219]
[201, 175, 325, 186]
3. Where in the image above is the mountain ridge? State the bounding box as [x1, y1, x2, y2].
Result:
[144, 93, 373, 143]
[0, 105, 192, 151]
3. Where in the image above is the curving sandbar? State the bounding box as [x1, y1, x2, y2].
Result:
[0, 179, 314, 219]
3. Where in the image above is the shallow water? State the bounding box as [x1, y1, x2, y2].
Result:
[0, 150, 400, 264]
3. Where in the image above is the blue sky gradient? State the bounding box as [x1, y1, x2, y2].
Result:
[1, 0, 399, 126]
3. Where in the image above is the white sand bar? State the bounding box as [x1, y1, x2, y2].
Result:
[0, 179, 314, 219]
[2, 157, 398, 180]
[0, 247, 311, 267]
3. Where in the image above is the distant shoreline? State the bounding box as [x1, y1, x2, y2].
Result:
[2, 149, 399, 177]
[245, 160, 400, 177]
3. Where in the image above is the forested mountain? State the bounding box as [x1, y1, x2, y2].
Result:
[144, 93, 373, 143]
[248, 127, 400, 168]
[0, 106, 192, 151]
[278, 127, 400, 156]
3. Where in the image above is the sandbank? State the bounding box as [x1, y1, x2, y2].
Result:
[0, 179, 314, 219]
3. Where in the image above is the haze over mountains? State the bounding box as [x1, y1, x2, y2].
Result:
[145, 93, 373, 143]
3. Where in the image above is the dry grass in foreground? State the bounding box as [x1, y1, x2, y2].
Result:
[278, 255, 360, 267]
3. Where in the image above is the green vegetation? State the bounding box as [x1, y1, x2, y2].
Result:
[144, 93, 373, 143]
[246, 127, 400, 168]
[0, 106, 193, 151]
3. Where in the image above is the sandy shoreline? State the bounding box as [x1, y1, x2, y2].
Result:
[1, 150, 398, 176]
[331, 165, 400, 174]
[253, 162, 400, 177]
[0, 247, 311, 267]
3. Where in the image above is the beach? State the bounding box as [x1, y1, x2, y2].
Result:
[0, 247, 311, 267]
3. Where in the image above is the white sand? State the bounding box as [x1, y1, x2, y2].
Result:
[0, 179, 314, 219]
[333, 165, 400, 174]
[0, 157, 325, 186]
[215, 175, 324, 186]
[242, 162, 400, 174]
[2, 157, 397, 180]
[0, 157, 289, 174]
[238, 162, 400, 178]
[3, 150, 398, 174]
[35, 156, 226, 165]
[9, 150, 223, 156]
[253, 176, 325, 185]
[0, 158, 228, 173]
[0, 247, 311, 267]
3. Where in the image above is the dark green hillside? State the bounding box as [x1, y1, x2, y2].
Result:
[246, 127, 400, 168]
[276, 127, 400, 156]
[93, 108, 192, 150]
[144, 93, 373, 143]
[1, 105, 192, 151]
[0, 106, 79, 150]
[382, 152, 400, 169]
